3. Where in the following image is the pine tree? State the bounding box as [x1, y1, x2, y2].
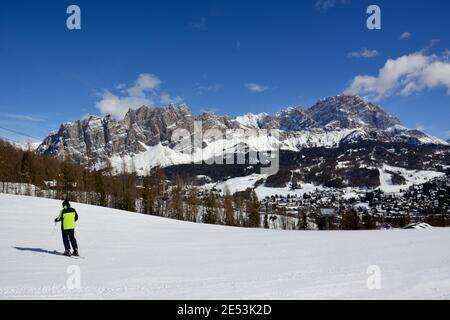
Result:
[117, 160, 137, 212]
[186, 187, 200, 222]
[362, 211, 375, 230]
[315, 213, 327, 231]
[95, 170, 108, 207]
[142, 174, 155, 215]
[247, 191, 260, 228]
[279, 207, 288, 230]
[234, 193, 244, 226]
[150, 166, 167, 216]
[341, 208, 360, 230]
[297, 210, 308, 230]
[224, 190, 236, 226]
[203, 192, 219, 224]
[170, 176, 184, 221]
[263, 204, 271, 229]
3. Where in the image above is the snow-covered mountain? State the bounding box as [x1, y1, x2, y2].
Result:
[2, 193, 450, 299]
[307, 95, 401, 130]
[36, 95, 448, 173]
[13, 141, 42, 152]
[260, 107, 319, 131]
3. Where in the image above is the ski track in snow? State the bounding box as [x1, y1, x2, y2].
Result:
[1, 194, 450, 300]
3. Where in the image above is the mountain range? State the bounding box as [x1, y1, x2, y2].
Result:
[36, 95, 447, 175]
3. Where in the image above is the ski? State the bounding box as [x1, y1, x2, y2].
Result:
[70, 255, 85, 259]
[53, 250, 85, 259]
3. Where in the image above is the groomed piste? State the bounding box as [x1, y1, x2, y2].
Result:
[1, 193, 450, 299]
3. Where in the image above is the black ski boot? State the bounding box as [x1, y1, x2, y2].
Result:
[63, 250, 72, 257]
[72, 249, 79, 257]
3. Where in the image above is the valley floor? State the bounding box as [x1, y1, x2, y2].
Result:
[0, 193, 449, 300]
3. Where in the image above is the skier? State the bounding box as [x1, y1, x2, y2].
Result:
[54, 199, 79, 257]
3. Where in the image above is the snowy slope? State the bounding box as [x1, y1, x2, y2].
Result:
[378, 164, 445, 194]
[109, 129, 357, 174]
[1, 194, 450, 300]
[201, 175, 327, 199]
[13, 141, 42, 152]
[213, 174, 267, 195]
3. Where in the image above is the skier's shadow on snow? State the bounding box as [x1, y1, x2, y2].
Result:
[13, 246, 61, 256]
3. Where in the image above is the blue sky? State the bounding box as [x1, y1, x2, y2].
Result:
[1, 0, 450, 142]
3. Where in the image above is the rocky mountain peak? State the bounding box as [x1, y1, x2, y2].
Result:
[234, 112, 269, 129]
[261, 106, 318, 131]
[307, 94, 401, 130]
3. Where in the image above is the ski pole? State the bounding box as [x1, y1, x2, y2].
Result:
[75, 229, 80, 251]
[52, 222, 56, 235]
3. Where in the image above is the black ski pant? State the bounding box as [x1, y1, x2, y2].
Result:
[62, 229, 78, 251]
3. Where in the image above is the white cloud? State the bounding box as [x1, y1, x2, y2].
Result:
[315, 0, 350, 11]
[345, 51, 450, 100]
[96, 90, 154, 120]
[245, 83, 269, 93]
[415, 124, 434, 132]
[400, 32, 412, 40]
[420, 61, 450, 89]
[416, 125, 426, 131]
[189, 17, 206, 30]
[348, 48, 380, 58]
[95, 73, 181, 119]
[443, 49, 450, 60]
[423, 39, 441, 54]
[200, 107, 219, 114]
[160, 92, 183, 105]
[196, 84, 223, 95]
[127, 74, 161, 97]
